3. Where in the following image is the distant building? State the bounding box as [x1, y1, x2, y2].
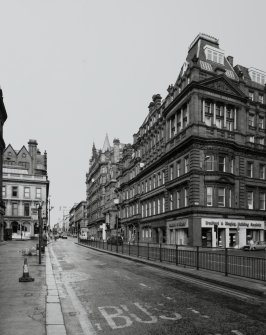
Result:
[3, 139, 49, 239]
[0, 88, 7, 242]
[117, 33, 266, 248]
[86, 135, 126, 240]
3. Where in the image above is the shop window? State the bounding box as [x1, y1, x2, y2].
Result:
[218, 188, 225, 207]
[247, 191, 254, 209]
[247, 162, 254, 178]
[259, 192, 266, 210]
[206, 187, 213, 206]
[12, 186, 18, 197]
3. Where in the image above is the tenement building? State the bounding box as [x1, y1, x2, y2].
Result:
[2, 139, 50, 239]
[118, 33, 266, 248]
[0, 88, 7, 242]
[86, 135, 125, 240]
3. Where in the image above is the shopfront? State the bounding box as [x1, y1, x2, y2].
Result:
[201, 218, 265, 248]
[166, 219, 189, 245]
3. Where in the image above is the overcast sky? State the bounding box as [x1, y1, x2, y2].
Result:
[1, 0, 265, 225]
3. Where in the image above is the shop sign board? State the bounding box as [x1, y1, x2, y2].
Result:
[167, 219, 188, 229]
[201, 218, 264, 230]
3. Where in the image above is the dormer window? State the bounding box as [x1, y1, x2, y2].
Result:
[249, 68, 266, 85]
[204, 45, 224, 65]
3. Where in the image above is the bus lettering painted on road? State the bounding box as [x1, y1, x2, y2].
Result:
[98, 302, 182, 329]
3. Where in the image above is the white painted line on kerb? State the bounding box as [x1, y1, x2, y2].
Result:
[49, 246, 96, 335]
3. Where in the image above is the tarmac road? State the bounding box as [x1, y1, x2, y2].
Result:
[50, 238, 266, 335]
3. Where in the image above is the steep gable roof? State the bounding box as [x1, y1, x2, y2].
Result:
[4, 144, 17, 157]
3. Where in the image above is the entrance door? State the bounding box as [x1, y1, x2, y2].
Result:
[229, 230, 237, 247]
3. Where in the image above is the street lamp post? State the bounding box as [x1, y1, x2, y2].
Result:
[114, 198, 119, 252]
[48, 197, 54, 235]
[38, 203, 43, 265]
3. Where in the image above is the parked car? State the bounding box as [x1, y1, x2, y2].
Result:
[61, 234, 67, 239]
[242, 241, 266, 251]
[107, 236, 123, 245]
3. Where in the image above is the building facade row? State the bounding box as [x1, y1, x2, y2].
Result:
[86, 34, 266, 248]
[2, 139, 50, 239]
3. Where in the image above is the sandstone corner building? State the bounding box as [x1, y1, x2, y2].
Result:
[86, 34, 266, 248]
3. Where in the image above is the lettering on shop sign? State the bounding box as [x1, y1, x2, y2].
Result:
[203, 219, 264, 230]
[98, 303, 182, 330]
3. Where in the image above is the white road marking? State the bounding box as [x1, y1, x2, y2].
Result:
[140, 283, 147, 287]
[191, 309, 200, 314]
[98, 306, 133, 329]
[231, 331, 244, 335]
[159, 313, 182, 321]
[50, 246, 96, 335]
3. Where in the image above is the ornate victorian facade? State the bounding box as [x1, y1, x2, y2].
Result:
[3, 139, 49, 239]
[86, 136, 125, 240]
[118, 33, 266, 247]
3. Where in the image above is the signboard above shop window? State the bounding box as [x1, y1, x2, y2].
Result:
[201, 218, 264, 230]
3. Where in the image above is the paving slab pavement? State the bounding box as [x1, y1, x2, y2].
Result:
[0, 240, 46, 335]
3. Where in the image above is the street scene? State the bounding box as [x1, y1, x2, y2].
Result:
[1, 238, 266, 335]
[0, 1, 266, 334]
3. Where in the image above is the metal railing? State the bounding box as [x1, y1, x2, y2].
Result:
[79, 240, 266, 282]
